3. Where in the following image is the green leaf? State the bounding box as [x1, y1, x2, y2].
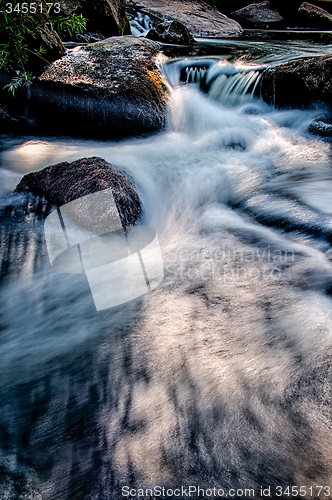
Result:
[4, 71, 33, 96]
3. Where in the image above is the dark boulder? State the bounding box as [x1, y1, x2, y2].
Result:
[0, 103, 19, 129]
[260, 55, 332, 108]
[55, 0, 131, 37]
[297, 2, 332, 28]
[126, 0, 243, 37]
[266, 0, 303, 26]
[231, 1, 284, 29]
[85, 32, 106, 43]
[146, 20, 195, 44]
[28, 37, 168, 139]
[82, 0, 131, 37]
[15, 157, 142, 227]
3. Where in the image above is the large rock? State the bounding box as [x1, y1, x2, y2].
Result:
[15, 157, 142, 227]
[308, 119, 332, 136]
[0, 104, 19, 130]
[297, 1, 332, 27]
[29, 37, 168, 139]
[82, 0, 131, 37]
[231, 1, 284, 28]
[126, 0, 243, 37]
[260, 55, 332, 108]
[146, 20, 195, 44]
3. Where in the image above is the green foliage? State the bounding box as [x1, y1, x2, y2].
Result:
[0, 3, 36, 76]
[51, 12, 87, 38]
[4, 71, 33, 95]
[0, 1, 87, 95]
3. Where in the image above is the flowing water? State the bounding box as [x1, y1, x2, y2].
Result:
[1, 39, 332, 499]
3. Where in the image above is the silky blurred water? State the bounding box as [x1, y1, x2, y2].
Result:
[1, 43, 332, 499]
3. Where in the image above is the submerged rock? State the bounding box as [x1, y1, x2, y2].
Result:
[15, 157, 142, 227]
[146, 20, 195, 44]
[29, 37, 168, 139]
[231, 1, 284, 29]
[260, 55, 332, 108]
[126, 0, 243, 37]
[297, 1, 332, 28]
[308, 119, 332, 136]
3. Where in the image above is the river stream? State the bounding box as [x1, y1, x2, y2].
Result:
[1, 37, 332, 500]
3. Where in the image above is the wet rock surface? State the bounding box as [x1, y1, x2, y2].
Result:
[146, 20, 195, 44]
[308, 119, 332, 136]
[15, 157, 142, 227]
[231, 1, 284, 29]
[126, 0, 243, 37]
[29, 37, 168, 139]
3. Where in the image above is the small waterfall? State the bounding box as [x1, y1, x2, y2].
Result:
[162, 58, 218, 87]
[162, 58, 266, 104]
[208, 68, 262, 104]
[127, 9, 154, 37]
[184, 66, 208, 84]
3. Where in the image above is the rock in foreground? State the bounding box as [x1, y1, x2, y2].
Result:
[15, 157, 142, 227]
[29, 37, 168, 139]
[231, 1, 284, 29]
[126, 0, 243, 37]
[260, 55, 332, 108]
